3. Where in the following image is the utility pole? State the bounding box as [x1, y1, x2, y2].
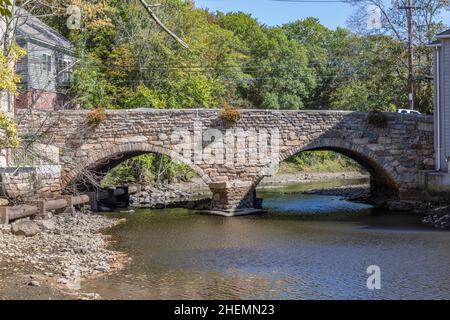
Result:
[399, 0, 418, 110]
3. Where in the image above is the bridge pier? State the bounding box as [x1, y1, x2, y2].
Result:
[205, 181, 263, 217]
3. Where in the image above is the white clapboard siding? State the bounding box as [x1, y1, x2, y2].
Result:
[443, 39, 450, 156]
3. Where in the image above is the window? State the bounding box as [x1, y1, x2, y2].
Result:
[47, 55, 52, 72]
[58, 59, 72, 83]
[41, 54, 46, 71]
[41, 54, 52, 73]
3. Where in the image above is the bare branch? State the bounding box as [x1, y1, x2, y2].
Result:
[138, 0, 189, 49]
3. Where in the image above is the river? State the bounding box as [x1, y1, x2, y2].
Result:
[83, 180, 450, 300]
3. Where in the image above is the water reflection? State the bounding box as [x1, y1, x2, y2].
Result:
[82, 181, 450, 300]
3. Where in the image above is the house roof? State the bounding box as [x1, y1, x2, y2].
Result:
[15, 8, 73, 50]
[436, 28, 450, 39]
[427, 40, 442, 47]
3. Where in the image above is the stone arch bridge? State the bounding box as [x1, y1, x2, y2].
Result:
[18, 109, 434, 215]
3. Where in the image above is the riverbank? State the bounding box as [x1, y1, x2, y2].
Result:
[0, 211, 127, 300]
[301, 184, 371, 201]
[298, 184, 450, 230]
[421, 205, 450, 230]
[259, 171, 368, 187]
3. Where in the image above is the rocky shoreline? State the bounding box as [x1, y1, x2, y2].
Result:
[300, 184, 450, 230]
[301, 184, 371, 202]
[259, 171, 369, 187]
[0, 210, 127, 299]
[130, 184, 209, 209]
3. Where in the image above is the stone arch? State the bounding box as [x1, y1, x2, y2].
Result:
[261, 138, 400, 198]
[62, 142, 212, 189]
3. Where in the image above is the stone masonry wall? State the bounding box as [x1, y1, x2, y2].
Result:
[0, 166, 62, 200]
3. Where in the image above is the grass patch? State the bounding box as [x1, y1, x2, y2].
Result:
[279, 151, 362, 174]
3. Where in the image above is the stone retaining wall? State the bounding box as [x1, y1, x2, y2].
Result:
[0, 166, 62, 199]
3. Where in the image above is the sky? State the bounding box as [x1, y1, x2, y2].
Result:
[196, 0, 363, 29]
[195, 0, 450, 30]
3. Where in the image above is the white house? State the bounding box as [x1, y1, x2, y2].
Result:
[1, 8, 74, 167]
[14, 8, 76, 110]
[430, 28, 450, 172]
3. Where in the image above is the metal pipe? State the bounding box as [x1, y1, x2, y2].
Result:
[1, 194, 92, 225]
[72, 195, 90, 205]
[45, 199, 68, 211]
[8, 205, 39, 221]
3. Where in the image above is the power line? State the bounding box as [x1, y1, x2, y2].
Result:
[95, 71, 381, 84]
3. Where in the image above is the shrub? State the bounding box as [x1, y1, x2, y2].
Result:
[101, 154, 196, 187]
[86, 108, 106, 126]
[220, 104, 241, 125]
[0, 112, 19, 148]
[367, 111, 388, 128]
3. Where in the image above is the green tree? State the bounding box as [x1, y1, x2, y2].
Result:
[328, 35, 406, 111]
[0, 0, 11, 17]
[283, 19, 350, 109]
[218, 12, 316, 109]
[71, 53, 115, 109]
[0, 44, 25, 148]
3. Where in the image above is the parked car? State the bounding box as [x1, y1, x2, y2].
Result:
[398, 109, 421, 115]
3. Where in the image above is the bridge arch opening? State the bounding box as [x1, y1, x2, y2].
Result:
[63, 143, 211, 192]
[262, 139, 400, 200]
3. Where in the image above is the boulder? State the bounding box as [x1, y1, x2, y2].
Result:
[0, 225, 11, 235]
[36, 218, 57, 231]
[0, 198, 9, 206]
[28, 280, 40, 287]
[12, 221, 41, 237]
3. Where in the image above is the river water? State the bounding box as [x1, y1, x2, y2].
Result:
[83, 180, 450, 300]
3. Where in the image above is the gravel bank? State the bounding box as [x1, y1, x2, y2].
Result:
[259, 171, 369, 187]
[0, 211, 126, 299]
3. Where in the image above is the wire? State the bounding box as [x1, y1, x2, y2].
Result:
[24, 59, 368, 71]
[98, 73, 378, 84]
